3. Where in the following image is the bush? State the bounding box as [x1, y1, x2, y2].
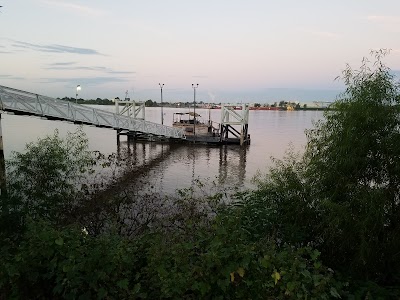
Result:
[144, 216, 345, 299]
[2, 128, 95, 227]
[233, 50, 400, 297]
[0, 217, 345, 299]
[0, 220, 146, 299]
[305, 50, 400, 282]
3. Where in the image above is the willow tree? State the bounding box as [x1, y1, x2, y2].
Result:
[305, 49, 400, 283]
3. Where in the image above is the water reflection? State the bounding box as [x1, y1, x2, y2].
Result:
[218, 145, 247, 188]
[114, 139, 251, 195]
[2, 108, 324, 194]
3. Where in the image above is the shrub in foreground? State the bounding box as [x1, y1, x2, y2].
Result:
[0, 218, 345, 299]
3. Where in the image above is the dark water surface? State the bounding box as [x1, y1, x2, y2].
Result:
[2, 106, 324, 194]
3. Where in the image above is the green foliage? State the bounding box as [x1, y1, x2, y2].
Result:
[143, 216, 344, 299]
[0, 217, 344, 299]
[2, 128, 95, 226]
[0, 220, 146, 299]
[59, 97, 114, 105]
[145, 99, 157, 107]
[236, 50, 400, 296]
[242, 149, 318, 246]
[83, 98, 114, 105]
[305, 50, 400, 282]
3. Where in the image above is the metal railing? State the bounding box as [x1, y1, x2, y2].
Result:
[0, 85, 185, 139]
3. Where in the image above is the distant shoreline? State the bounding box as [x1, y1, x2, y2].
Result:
[64, 98, 331, 111]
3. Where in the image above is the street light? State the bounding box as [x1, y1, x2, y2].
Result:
[192, 83, 199, 136]
[76, 85, 81, 104]
[159, 83, 164, 125]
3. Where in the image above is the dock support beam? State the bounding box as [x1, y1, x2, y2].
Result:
[220, 104, 250, 146]
[127, 132, 136, 143]
[117, 129, 122, 147]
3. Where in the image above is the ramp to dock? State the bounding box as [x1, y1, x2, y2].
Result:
[0, 85, 185, 140]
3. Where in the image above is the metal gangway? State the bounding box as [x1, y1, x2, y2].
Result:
[0, 85, 185, 140]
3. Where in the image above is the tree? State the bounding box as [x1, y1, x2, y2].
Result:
[240, 50, 400, 296]
[145, 99, 156, 107]
[305, 49, 400, 282]
[2, 128, 95, 226]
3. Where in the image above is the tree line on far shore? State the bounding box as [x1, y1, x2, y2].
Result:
[58, 97, 205, 108]
[60, 96, 325, 110]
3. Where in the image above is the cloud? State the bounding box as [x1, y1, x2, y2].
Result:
[40, 0, 106, 17]
[0, 75, 25, 80]
[45, 63, 135, 74]
[107, 70, 136, 75]
[366, 15, 400, 33]
[12, 40, 104, 55]
[301, 29, 341, 39]
[48, 62, 77, 66]
[0, 43, 13, 53]
[41, 76, 130, 86]
[46, 66, 107, 71]
[367, 15, 400, 24]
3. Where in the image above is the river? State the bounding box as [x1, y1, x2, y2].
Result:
[1, 106, 324, 195]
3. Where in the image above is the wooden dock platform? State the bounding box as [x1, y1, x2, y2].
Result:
[118, 130, 250, 146]
[184, 135, 250, 145]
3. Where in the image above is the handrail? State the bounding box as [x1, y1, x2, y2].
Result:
[0, 85, 185, 139]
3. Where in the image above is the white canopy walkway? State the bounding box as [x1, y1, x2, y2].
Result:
[0, 85, 185, 140]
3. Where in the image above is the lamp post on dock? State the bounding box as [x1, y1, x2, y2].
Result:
[75, 85, 81, 104]
[159, 83, 164, 125]
[192, 83, 198, 137]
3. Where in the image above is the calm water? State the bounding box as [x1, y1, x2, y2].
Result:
[1, 106, 324, 194]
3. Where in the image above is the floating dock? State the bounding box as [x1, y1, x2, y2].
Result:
[117, 103, 251, 146]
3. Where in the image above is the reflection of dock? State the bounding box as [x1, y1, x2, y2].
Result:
[82, 141, 249, 236]
[218, 145, 247, 187]
[98, 141, 181, 197]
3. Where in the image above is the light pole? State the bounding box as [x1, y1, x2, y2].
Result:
[76, 85, 81, 104]
[159, 83, 164, 125]
[192, 83, 198, 136]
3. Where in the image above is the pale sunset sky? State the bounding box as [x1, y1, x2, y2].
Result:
[1, 0, 400, 103]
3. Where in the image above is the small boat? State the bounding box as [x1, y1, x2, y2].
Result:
[173, 112, 216, 136]
[249, 106, 282, 111]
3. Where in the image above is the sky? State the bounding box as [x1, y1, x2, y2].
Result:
[1, 0, 400, 103]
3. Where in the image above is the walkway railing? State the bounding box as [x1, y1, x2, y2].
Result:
[0, 85, 185, 139]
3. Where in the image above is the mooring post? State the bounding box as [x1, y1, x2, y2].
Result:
[127, 132, 136, 143]
[116, 129, 121, 148]
[0, 113, 6, 197]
